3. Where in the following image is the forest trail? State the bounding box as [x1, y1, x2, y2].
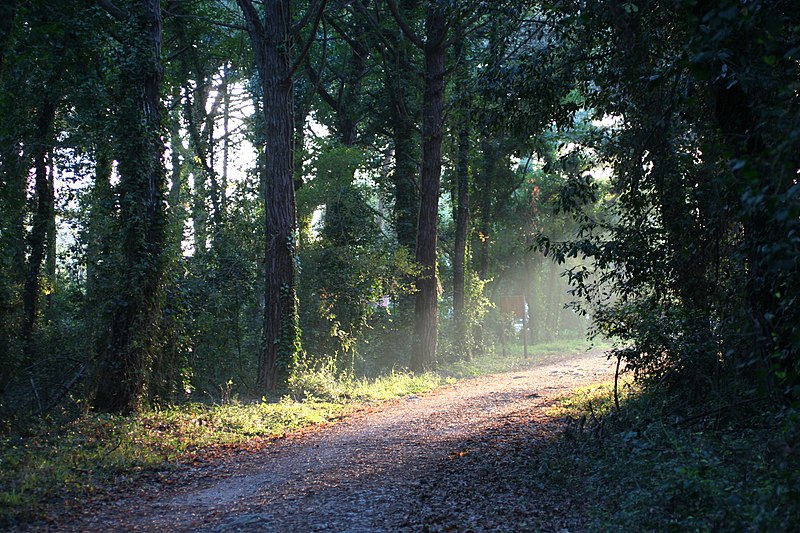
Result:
[60, 352, 613, 532]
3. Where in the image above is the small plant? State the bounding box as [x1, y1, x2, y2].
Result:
[288, 356, 353, 402]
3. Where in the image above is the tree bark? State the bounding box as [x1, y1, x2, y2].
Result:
[453, 116, 470, 318]
[452, 22, 470, 322]
[477, 138, 495, 281]
[0, 138, 25, 392]
[85, 143, 114, 308]
[45, 158, 56, 312]
[545, 260, 559, 340]
[21, 99, 56, 356]
[93, 0, 166, 414]
[237, 0, 300, 391]
[391, 103, 419, 249]
[411, 5, 447, 371]
[0, 0, 17, 79]
[384, 30, 419, 251]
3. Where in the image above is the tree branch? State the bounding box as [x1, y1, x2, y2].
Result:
[162, 9, 248, 31]
[289, 0, 329, 78]
[235, 0, 266, 43]
[98, 0, 126, 22]
[351, 0, 398, 54]
[386, 0, 423, 49]
[443, 17, 490, 48]
[292, 0, 325, 34]
[326, 12, 366, 58]
[305, 58, 340, 111]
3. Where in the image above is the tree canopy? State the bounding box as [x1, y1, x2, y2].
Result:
[0, 0, 797, 420]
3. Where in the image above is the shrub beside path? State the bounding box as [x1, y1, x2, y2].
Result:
[56, 352, 613, 532]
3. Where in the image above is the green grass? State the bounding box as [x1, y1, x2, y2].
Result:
[288, 362, 446, 403]
[538, 381, 800, 531]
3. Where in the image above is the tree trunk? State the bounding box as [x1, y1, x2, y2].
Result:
[392, 109, 419, 250]
[523, 251, 541, 344]
[222, 63, 232, 202]
[167, 119, 184, 212]
[477, 138, 495, 281]
[0, 139, 25, 392]
[0, 144, 26, 288]
[411, 5, 447, 371]
[0, 0, 17, 78]
[453, 118, 470, 318]
[545, 260, 559, 340]
[293, 77, 310, 194]
[93, 0, 166, 414]
[452, 22, 470, 323]
[387, 36, 419, 251]
[45, 158, 56, 312]
[85, 140, 115, 368]
[21, 99, 56, 355]
[191, 154, 209, 256]
[237, 0, 300, 391]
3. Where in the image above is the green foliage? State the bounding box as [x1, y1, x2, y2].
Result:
[299, 242, 420, 372]
[539, 382, 800, 531]
[297, 143, 422, 371]
[439, 270, 493, 361]
[288, 354, 443, 403]
[173, 176, 265, 399]
[540, 0, 800, 403]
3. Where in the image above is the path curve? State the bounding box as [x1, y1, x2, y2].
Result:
[60, 352, 613, 532]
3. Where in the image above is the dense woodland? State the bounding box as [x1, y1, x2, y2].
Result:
[0, 0, 798, 425]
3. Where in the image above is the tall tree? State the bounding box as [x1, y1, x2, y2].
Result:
[20, 98, 57, 355]
[0, 0, 17, 78]
[387, 0, 448, 370]
[236, 0, 325, 391]
[541, 0, 800, 400]
[93, 0, 167, 414]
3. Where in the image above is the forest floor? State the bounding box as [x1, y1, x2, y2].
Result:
[42, 351, 613, 532]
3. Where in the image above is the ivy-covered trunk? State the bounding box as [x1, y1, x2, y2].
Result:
[385, 31, 419, 252]
[21, 98, 56, 355]
[0, 0, 17, 77]
[0, 137, 26, 393]
[93, 0, 166, 414]
[85, 143, 115, 360]
[238, 0, 300, 391]
[452, 22, 470, 323]
[477, 138, 495, 281]
[411, 5, 447, 371]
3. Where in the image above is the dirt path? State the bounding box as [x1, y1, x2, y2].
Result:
[59, 352, 613, 532]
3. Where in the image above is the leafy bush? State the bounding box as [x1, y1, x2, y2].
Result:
[287, 356, 353, 402]
[540, 382, 800, 531]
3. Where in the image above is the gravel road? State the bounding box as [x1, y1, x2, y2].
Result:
[60, 351, 613, 532]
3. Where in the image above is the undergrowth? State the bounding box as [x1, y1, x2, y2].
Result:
[539, 380, 800, 531]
